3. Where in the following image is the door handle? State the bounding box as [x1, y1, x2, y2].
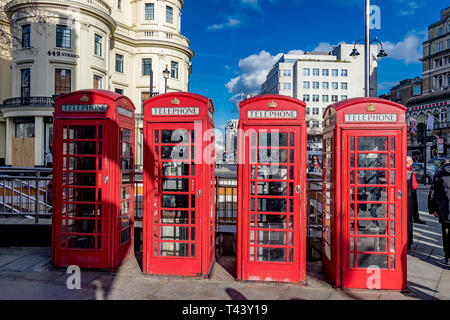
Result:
[397, 190, 402, 200]
[198, 189, 202, 198]
[104, 176, 109, 184]
[296, 185, 301, 194]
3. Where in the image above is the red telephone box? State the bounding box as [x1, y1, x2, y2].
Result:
[322, 98, 407, 290]
[143, 93, 215, 277]
[237, 95, 307, 284]
[52, 90, 135, 270]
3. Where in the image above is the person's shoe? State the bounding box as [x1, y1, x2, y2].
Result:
[414, 219, 426, 225]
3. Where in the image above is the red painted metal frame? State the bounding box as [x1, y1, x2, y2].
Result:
[237, 95, 307, 284]
[52, 90, 135, 270]
[322, 97, 407, 290]
[143, 92, 215, 277]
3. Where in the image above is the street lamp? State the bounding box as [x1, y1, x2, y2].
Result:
[163, 65, 170, 93]
[349, 37, 388, 96]
[349, 0, 388, 97]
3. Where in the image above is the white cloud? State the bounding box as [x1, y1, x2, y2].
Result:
[383, 31, 425, 64]
[206, 17, 242, 31]
[225, 50, 282, 97]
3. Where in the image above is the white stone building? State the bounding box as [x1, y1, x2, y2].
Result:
[261, 44, 378, 145]
[0, 0, 193, 168]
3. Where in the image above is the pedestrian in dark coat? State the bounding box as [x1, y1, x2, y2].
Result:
[407, 156, 418, 249]
[428, 162, 450, 265]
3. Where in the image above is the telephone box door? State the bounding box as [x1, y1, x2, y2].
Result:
[242, 126, 302, 282]
[56, 120, 109, 267]
[342, 130, 404, 289]
[147, 122, 201, 275]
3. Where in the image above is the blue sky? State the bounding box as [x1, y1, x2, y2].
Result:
[181, 0, 447, 133]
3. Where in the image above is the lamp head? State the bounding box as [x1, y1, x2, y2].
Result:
[350, 48, 360, 59]
[163, 65, 170, 79]
[377, 49, 388, 59]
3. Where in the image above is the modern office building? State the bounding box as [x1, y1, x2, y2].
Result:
[0, 0, 193, 168]
[260, 43, 378, 146]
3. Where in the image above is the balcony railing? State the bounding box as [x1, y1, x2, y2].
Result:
[2, 97, 54, 108]
[434, 121, 450, 130]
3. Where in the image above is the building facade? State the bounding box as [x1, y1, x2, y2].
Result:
[405, 6, 450, 161]
[0, 0, 12, 166]
[224, 119, 238, 163]
[421, 6, 450, 94]
[260, 44, 378, 146]
[379, 77, 422, 106]
[0, 0, 193, 168]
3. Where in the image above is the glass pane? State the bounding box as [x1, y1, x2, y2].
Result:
[357, 187, 387, 202]
[350, 137, 355, 151]
[121, 215, 130, 229]
[67, 219, 96, 234]
[162, 178, 189, 192]
[356, 237, 387, 252]
[160, 242, 188, 257]
[161, 130, 189, 143]
[191, 243, 195, 257]
[121, 228, 130, 244]
[257, 166, 287, 180]
[357, 154, 388, 168]
[390, 154, 395, 168]
[69, 157, 96, 170]
[160, 211, 189, 224]
[356, 203, 387, 218]
[256, 247, 286, 262]
[350, 154, 355, 168]
[350, 171, 355, 184]
[68, 172, 96, 186]
[290, 133, 294, 147]
[122, 143, 131, 156]
[161, 146, 189, 160]
[162, 162, 189, 176]
[390, 238, 395, 253]
[255, 182, 287, 196]
[160, 226, 189, 241]
[357, 254, 388, 269]
[390, 204, 395, 219]
[357, 137, 388, 151]
[356, 220, 388, 235]
[66, 235, 96, 249]
[257, 198, 287, 212]
[258, 149, 288, 163]
[256, 214, 290, 229]
[154, 130, 159, 143]
[357, 171, 388, 185]
[258, 132, 288, 147]
[390, 137, 395, 151]
[69, 126, 96, 139]
[69, 141, 96, 155]
[161, 195, 189, 208]
[257, 231, 286, 245]
[65, 188, 96, 202]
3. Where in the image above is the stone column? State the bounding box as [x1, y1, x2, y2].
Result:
[5, 117, 13, 166]
[34, 116, 44, 166]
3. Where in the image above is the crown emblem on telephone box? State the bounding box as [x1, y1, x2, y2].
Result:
[366, 104, 376, 112]
[268, 100, 278, 108]
[80, 95, 89, 102]
[171, 98, 180, 105]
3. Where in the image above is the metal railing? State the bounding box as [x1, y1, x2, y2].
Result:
[2, 97, 54, 108]
[0, 167, 53, 223]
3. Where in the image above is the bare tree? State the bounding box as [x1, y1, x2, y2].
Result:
[0, 0, 50, 55]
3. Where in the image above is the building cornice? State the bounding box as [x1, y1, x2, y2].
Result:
[5, 0, 117, 34]
[114, 34, 193, 59]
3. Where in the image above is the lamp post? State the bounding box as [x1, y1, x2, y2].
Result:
[163, 65, 170, 93]
[349, 0, 388, 97]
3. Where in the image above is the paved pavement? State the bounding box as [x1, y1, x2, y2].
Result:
[0, 184, 448, 300]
